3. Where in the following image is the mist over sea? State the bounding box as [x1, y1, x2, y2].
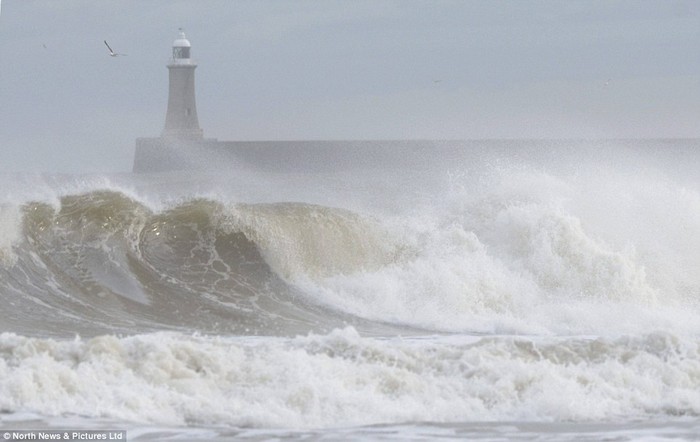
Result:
[1, 140, 700, 440]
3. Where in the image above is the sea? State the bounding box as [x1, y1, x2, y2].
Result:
[0, 140, 699, 441]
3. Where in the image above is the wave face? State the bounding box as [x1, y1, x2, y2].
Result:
[2, 140, 700, 432]
[1, 191, 405, 337]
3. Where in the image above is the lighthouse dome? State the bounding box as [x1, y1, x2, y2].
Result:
[173, 30, 191, 48]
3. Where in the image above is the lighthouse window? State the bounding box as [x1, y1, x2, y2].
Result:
[186, 108, 191, 116]
[173, 47, 190, 59]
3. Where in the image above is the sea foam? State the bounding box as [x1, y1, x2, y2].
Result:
[0, 329, 698, 428]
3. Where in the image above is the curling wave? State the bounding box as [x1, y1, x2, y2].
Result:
[0, 191, 402, 336]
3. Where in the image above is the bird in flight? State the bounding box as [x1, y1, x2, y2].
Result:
[104, 40, 127, 57]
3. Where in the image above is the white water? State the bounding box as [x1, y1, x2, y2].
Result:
[0, 329, 698, 429]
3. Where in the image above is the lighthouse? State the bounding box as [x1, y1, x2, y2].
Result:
[162, 29, 203, 140]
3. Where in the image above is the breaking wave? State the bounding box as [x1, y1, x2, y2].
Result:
[1, 173, 700, 338]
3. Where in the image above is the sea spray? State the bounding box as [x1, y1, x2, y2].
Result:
[0, 204, 22, 266]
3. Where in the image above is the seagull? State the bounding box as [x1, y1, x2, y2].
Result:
[104, 40, 127, 57]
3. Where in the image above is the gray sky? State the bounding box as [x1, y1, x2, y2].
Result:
[1, 0, 700, 172]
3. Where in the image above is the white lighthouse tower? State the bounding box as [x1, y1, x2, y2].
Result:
[162, 29, 203, 140]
